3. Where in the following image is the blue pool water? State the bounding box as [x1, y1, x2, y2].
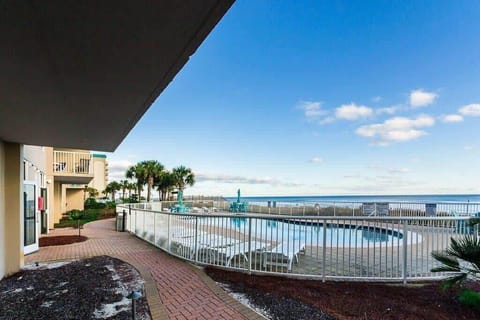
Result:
[198, 217, 404, 247]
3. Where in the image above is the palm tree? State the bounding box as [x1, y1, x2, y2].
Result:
[138, 160, 164, 202]
[172, 166, 195, 193]
[119, 180, 130, 200]
[155, 170, 176, 201]
[126, 164, 146, 199]
[431, 234, 480, 287]
[128, 182, 137, 198]
[83, 186, 98, 200]
[104, 181, 121, 201]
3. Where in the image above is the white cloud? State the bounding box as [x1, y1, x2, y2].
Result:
[308, 157, 323, 164]
[372, 96, 382, 102]
[356, 115, 435, 145]
[376, 106, 399, 115]
[440, 114, 463, 123]
[319, 116, 335, 124]
[335, 103, 373, 120]
[196, 173, 299, 187]
[459, 103, 480, 116]
[388, 168, 410, 174]
[368, 165, 410, 174]
[108, 160, 134, 182]
[410, 89, 437, 108]
[296, 101, 326, 121]
[464, 145, 475, 151]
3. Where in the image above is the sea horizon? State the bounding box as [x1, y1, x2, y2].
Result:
[224, 193, 480, 203]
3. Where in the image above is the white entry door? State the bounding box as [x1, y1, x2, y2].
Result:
[24, 182, 39, 254]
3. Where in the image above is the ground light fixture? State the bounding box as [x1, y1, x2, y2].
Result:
[127, 290, 142, 320]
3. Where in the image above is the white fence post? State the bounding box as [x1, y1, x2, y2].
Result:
[167, 213, 171, 252]
[402, 219, 408, 285]
[248, 217, 252, 274]
[153, 211, 156, 245]
[194, 216, 198, 262]
[322, 218, 327, 282]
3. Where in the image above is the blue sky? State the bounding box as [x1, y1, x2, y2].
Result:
[107, 1, 480, 196]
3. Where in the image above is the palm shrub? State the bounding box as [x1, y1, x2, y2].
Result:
[68, 209, 84, 237]
[431, 218, 480, 309]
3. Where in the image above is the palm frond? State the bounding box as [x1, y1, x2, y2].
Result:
[431, 251, 460, 270]
[447, 236, 480, 269]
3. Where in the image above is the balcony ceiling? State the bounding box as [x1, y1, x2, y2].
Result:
[0, 0, 234, 151]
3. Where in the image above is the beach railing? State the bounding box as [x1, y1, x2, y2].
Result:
[118, 203, 479, 283]
[210, 200, 480, 217]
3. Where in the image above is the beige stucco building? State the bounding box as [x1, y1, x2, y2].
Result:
[0, 0, 233, 281]
[45, 148, 108, 230]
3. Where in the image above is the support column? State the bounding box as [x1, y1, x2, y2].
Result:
[3, 142, 24, 276]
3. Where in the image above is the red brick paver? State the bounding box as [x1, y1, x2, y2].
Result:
[26, 219, 261, 320]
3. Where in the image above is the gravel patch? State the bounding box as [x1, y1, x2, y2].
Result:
[0, 256, 150, 320]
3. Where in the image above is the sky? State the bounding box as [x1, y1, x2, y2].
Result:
[106, 1, 480, 197]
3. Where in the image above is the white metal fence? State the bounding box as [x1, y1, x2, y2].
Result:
[117, 203, 478, 283]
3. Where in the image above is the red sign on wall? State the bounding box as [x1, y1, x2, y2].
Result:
[38, 197, 44, 211]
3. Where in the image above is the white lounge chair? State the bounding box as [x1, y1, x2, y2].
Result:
[208, 241, 269, 266]
[262, 241, 305, 272]
[171, 234, 240, 259]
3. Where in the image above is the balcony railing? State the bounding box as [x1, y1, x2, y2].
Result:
[53, 151, 93, 175]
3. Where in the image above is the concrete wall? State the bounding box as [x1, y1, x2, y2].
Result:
[89, 155, 107, 196]
[0, 140, 5, 278]
[53, 181, 62, 225]
[45, 147, 55, 229]
[1, 142, 23, 279]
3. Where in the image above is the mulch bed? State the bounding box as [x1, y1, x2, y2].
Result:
[39, 235, 88, 247]
[206, 267, 480, 320]
[0, 256, 150, 320]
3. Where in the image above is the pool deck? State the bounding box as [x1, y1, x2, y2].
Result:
[25, 219, 265, 320]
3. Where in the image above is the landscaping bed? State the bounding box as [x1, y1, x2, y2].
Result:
[0, 256, 150, 319]
[206, 267, 480, 320]
[39, 235, 88, 247]
[54, 208, 115, 228]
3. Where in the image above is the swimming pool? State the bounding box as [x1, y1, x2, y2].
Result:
[197, 216, 410, 248]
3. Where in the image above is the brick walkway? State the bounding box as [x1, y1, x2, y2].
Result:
[26, 219, 264, 320]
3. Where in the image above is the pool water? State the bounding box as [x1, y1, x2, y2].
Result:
[198, 217, 403, 247]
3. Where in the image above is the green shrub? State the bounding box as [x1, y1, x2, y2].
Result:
[105, 201, 116, 209]
[84, 197, 106, 209]
[459, 289, 480, 310]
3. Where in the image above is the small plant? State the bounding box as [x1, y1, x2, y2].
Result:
[68, 209, 84, 237]
[431, 217, 480, 309]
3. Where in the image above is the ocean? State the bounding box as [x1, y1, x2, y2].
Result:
[224, 194, 480, 204]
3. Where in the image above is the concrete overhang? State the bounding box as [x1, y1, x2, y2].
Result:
[0, 0, 234, 151]
[53, 174, 94, 185]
